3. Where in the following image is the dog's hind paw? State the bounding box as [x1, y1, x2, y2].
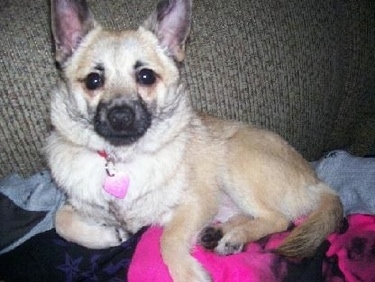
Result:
[216, 240, 244, 255]
[214, 231, 245, 255]
[199, 226, 223, 250]
[199, 225, 245, 255]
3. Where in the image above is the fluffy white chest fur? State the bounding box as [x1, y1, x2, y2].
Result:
[47, 129, 192, 233]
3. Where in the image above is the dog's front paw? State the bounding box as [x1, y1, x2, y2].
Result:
[115, 226, 129, 244]
[99, 225, 129, 247]
[55, 205, 129, 249]
[169, 257, 211, 282]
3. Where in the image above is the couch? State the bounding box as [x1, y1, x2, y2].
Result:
[1, 0, 374, 180]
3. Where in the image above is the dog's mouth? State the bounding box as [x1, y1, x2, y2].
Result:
[94, 99, 152, 146]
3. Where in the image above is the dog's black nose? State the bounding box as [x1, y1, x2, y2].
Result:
[107, 106, 135, 131]
[94, 99, 151, 146]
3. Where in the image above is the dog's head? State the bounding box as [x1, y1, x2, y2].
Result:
[50, 0, 192, 149]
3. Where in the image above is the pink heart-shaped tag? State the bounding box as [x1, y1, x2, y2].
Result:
[103, 172, 130, 199]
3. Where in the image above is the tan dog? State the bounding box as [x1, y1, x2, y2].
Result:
[46, 0, 343, 281]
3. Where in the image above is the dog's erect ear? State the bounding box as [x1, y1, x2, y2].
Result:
[51, 0, 96, 65]
[143, 0, 192, 62]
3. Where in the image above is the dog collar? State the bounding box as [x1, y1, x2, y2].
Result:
[98, 150, 129, 199]
[97, 150, 108, 159]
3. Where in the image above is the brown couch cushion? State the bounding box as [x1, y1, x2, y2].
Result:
[0, 0, 374, 178]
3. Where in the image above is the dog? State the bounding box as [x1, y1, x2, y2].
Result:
[46, 0, 343, 281]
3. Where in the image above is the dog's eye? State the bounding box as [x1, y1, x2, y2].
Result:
[137, 69, 156, 86]
[85, 73, 104, 90]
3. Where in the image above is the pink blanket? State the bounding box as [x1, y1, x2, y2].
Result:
[128, 214, 375, 281]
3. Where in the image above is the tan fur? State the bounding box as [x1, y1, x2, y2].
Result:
[47, 1, 343, 281]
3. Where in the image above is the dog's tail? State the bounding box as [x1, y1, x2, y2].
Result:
[276, 183, 343, 257]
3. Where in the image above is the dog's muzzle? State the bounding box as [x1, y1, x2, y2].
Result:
[94, 99, 152, 146]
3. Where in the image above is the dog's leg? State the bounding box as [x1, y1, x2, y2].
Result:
[201, 212, 289, 255]
[161, 196, 215, 282]
[201, 126, 342, 257]
[55, 204, 128, 249]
